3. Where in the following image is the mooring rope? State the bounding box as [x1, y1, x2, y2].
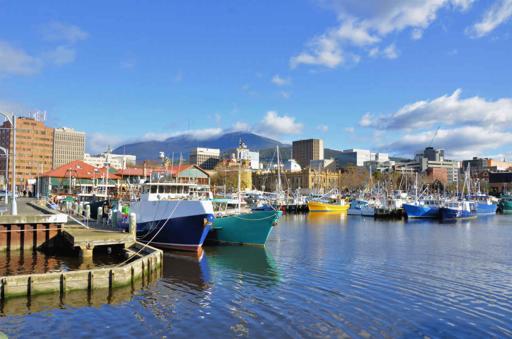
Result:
[114, 199, 184, 267]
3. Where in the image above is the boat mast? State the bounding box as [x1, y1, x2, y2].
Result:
[276, 145, 282, 194]
[415, 172, 418, 203]
[238, 145, 242, 214]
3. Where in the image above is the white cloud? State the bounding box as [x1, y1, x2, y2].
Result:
[87, 112, 303, 153]
[87, 132, 129, 154]
[382, 44, 399, 59]
[257, 111, 303, 136]
[271, 74, 291, 86]
[232, 121, 250, 131]
[0, 41, 42, 76]
[385, 126, 512, 159]
[317, 124, 329, 133]
[467, 0, 512, 37]
[359, 89, 512, 130]
[291, 0, 472, 68]
[42, 21, 89, 44]
[280, 91, 291, 99]
[367, 44, 399, 59]
[344, 127, 355, 133]
[43, 45, 76, 65]
[290, 34, 344, 68]
[411, 29, 424, 40]
[360, 89, 512, 158]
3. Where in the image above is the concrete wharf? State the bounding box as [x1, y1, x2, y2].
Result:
[0, 198, 163, 303]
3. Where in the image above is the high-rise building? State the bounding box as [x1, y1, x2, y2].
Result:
[53, 127, 86, 168]
[189, 147, 220, 170]
[336, 149, 389, 168]
[292, 139, 324, 168]
[84, 152, 136, 170]
[0, 117, 54, 191]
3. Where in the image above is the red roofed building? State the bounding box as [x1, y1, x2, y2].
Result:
[39, 160, 211, 199]
[40, 160, 121, 198]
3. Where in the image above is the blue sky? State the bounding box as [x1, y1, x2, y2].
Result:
[0, 0, 511, 159]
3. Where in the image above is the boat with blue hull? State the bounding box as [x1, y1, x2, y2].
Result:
[440, 201, 477, 221]
[119, 170, 214, 252]
[470, 194, 498, 215]
[403, 200, 440, 219]
[476, 201, 498, 215]
[348, 200, 368, 216]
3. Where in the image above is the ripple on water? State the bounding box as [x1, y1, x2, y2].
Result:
[1, 215, 512, 337]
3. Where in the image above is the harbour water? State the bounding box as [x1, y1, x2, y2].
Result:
[1, 214, 512, 337]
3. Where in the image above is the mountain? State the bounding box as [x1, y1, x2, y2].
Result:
[113, 131, 288, 161]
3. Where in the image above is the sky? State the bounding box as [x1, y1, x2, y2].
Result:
[0, 0, 511, 159]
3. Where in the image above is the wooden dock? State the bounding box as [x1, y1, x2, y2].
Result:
[62, 225, 135, 257]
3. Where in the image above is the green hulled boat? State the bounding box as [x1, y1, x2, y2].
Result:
[499, 195, 512, 214]
[208, 208, 279, 245]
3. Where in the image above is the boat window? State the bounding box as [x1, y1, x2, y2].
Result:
[163, 186, 171, 193]
[150, 186, 157, 194]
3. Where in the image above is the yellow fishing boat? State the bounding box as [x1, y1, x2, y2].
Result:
[307, 198, 350, 212]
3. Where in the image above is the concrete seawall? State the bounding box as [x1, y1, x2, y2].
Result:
[0, 242, 163, 302]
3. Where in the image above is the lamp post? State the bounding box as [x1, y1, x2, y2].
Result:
[0, 146, 8, 204]
[0, 113, 16, 215]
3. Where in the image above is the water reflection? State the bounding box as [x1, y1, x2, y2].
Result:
[206, 246, 280, 286]
[306, 212, 348, 225]
[161, 252, 211, 290]
[2, 214, 512, 337]
[0, 249, 127, 276]
[0, 271, 159, 317]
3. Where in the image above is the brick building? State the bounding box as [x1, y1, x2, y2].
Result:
[0, 117, 54, 192]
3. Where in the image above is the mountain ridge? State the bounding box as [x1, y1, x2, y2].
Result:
[113, 131, 288, 161]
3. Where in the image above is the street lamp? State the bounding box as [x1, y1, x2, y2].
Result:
[0, 113, 16, 215]
[0, 146, 8, 204]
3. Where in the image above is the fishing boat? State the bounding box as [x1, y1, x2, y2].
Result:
[471, 194, 498, 215]
[209, 209, 279, 245]
[402, 173, 441, 219]
[307, 191, 350, 213]
[439, 200, 477, 221]
[403, 199, 441, 219]
[119, 170, 214, 252]
[498, 195, 512, 214]
[348, 199, 369, 215]
[208, 144, 279, 245]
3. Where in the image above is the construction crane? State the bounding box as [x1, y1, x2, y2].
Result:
[429, 126, 441, 147]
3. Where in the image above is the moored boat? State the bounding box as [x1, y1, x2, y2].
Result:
[307, 198, 349, 212]
[471, 194, 498, 215]
[439, 200, 477, 221]
[499, 195, 512, 214]
[348, 199, 368, 215]
[119, 171, 214, 252]
[403, 199, 440, 219]
[209, 210, 279, 245]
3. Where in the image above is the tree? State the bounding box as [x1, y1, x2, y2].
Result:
[339, 166, 369, 191]
[210, 161, 252, 193]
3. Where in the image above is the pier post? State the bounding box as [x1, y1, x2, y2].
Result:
[129, 213, 137, 241]
[79, 244, 94, 258]
[85, 204, 90, 224]
[112, 209, 118, 228]
[97, 207, 103, 223]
